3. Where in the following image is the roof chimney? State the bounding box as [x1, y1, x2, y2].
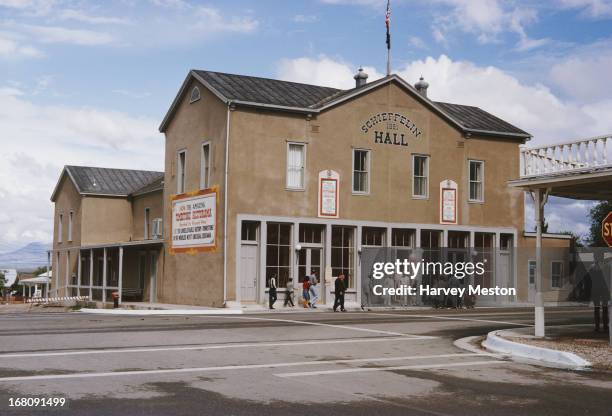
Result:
[353, 67, 368, 88]
[414, 76, 429, 97]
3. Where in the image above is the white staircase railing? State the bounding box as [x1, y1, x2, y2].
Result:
[520, 134, 611, 177]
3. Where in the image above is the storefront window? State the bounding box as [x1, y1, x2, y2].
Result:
[331, 226, 355, 288]
[362, 227, 386, 246]
[299, 224, 323, 244]
[266, 223, 291, 288]
[392, 229, 415, 247]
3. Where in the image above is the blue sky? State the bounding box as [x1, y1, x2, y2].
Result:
[0, 0, 611, 251]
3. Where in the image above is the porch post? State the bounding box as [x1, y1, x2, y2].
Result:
[102, 247, 107, 303]
[534, 188, 546, 337]
[46, 250, 50, 295]
[77, 250, 82, 296]
[118, 246, 123, 305]
[258, 222, 267, 304]
[89, 249, 94, 301]
[325, 223, 332, 304]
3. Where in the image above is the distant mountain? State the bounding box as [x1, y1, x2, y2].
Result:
[0, 242, 51, 271]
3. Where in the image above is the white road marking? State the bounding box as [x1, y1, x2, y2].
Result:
[369, 313, 535, 327]
[0, 353, 490, 382]
[275, 360, 508, 377]
[215, 315, 428, 337]
[0, 336, 434, 359]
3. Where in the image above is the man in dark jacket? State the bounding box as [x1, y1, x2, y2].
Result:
[333, 273, 346, 312]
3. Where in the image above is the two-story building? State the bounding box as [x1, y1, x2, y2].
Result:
[50, 69, 572, 307]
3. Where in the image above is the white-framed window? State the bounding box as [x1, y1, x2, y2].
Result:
[551, 261, 563, 289]
[352, 148, 370, 194]
[58, 213, 63, 243]
[144, 207, 150, 240]
[177, 149, 186, 194]
[286, 142, 306, 190]
[469, 160, 485, 202]
[412, 154, 429, 198]
[190, 86, 201, 103]
[68, 211, 74, 242]
[201, 142, 211, 189]
[528, 260, 536, 285]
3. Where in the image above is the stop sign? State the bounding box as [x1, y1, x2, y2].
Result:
[603, 212, 612, 247]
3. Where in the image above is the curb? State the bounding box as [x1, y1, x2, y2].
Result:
[482, 330, 591, 370]
[79, 308, 244, 316]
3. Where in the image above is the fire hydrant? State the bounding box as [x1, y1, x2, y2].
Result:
[111, 291, 119, 309]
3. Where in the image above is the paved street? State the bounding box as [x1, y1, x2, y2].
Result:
[0, 307, 610, 415]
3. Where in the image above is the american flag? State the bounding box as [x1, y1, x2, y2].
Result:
[385, 0, 391, 50]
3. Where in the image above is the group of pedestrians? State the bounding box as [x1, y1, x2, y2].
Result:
[268, 271, 347, 312]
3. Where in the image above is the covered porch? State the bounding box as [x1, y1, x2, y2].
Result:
[73, 240, 163, 305]
[509, 133, 612, 336]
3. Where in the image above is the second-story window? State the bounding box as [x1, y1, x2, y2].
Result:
[352, 149, 370, 194]
[412, 155, 429, 198]
[469, 160, 484, 202]
[68, 211, 73, 242]
[177, 150, 186, 194]
[287, 143, 305, 190]
[201, 142, 211, 189]
[58, 213, 63, 243]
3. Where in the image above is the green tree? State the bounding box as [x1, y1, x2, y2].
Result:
[586, 201, 612, 247]
[0, 272, 5, 298]
[32, 266, 48, 276]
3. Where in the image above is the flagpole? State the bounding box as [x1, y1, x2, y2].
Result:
[386, 0, 391, 76]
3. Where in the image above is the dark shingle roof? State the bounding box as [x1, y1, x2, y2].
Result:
[131, 176, 164, 196]
[193, 70, 340, 109]
[434, 102, 529, 137]
[65, 166, 164, 197]
[161, 70, 530, 139]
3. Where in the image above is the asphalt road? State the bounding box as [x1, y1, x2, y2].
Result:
[0, 306, 609, 416]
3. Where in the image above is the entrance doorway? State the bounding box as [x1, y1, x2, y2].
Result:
[240, 221, 259, 302]
[297, 247, 322, 286]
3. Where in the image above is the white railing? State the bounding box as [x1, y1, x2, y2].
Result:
[520, 134, 611, 177]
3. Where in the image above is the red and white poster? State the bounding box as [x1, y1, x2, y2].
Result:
[171, 188, 217, 253]
[440, 179, 458, 224]
[318, 170, 339, 218]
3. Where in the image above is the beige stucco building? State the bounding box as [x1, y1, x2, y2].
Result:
[49, 69, 573, 307]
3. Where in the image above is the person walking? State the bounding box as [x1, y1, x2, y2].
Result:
[333, 273, 346, 312]
[268, 274, 277, 310]
[302, 276, 311, 308]
[309, 276, 320, 308]
[284, 277, 295, 307]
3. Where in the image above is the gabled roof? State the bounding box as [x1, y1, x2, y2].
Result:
[159, 70, 531, 140]
[51, 166, 164, 201]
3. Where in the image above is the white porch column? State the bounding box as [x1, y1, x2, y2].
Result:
[89, 249, 94, 301]
[102, 247, 107, 303]
[325, 223, 332, 305]
[118, 246, 124, 305]
[534, 188, 546, 337]
[77, 250, 82, 296]
[46, 250, 50, 294]
[258, 222, 267, 304]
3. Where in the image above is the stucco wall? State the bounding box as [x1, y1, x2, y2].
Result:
[80, 196, 133, 246]
[161, 78, 227, 307]
[131, 191, 163, 241]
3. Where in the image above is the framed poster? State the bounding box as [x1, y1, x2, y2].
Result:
[318, 170, 339, 218]
[439, 179, 458, 225]
[171, 187, 218, 254]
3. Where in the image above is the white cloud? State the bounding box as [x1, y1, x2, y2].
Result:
[0, 0, 55, 16]
[22, 25, 115, 45]
[0, 90, 163, 250]
[431, 0, 548, 50]
[293, 14, 318, 23]
[549, 42, 612, 102]
[192, 7, 258, 33]
[408, 36, 427, 49]
[277, 55, 384, 89]
[59, 9, 131, 25]
[557, 0, 612, 18]
[0, 33, 42, 58]
[111, 89, 152, 99]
